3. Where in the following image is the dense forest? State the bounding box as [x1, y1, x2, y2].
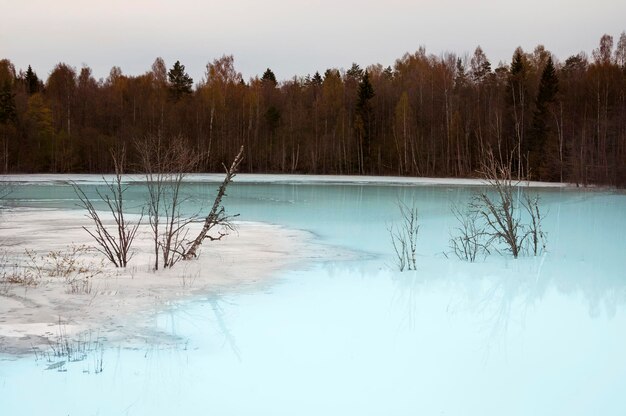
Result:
[1, 33, 625, 185]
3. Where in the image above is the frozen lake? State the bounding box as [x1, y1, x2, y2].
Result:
[1, 175, 626, 415]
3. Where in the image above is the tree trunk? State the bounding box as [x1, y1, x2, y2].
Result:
[183, 146, 244, 260]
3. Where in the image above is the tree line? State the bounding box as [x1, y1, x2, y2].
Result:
[1, 32, 625, 185]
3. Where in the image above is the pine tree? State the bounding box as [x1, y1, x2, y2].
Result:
[25, 65, 39, 95]
[261, 68, 277, 86]
[530, 56, 559, 180]
[357, 71, 374, 111]
[0, 88, 17, 124]
[307, 71, 323, 99]
[0, 60, 16, 126]
[535, 57, 558, 110]
[346, 63, 364, 82]
[265, 106, 280, 134]
[0, 83, 16, 124]
[311, 71, 323, 86]
[167, 60, 193, 101]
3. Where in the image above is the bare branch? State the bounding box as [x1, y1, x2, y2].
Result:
[389, 200, 419, 271]
[521, 192, 547, 256]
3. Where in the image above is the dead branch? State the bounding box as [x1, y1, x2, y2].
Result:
[183, 146, 244, 260]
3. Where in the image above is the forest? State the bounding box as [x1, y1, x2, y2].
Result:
[0, 32, 625, 186]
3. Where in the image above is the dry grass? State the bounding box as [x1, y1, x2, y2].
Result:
[1, 245, 106, 294]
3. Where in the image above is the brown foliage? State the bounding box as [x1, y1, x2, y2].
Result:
[1, 34, 625, 186]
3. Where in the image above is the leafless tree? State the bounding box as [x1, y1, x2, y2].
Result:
[183, 146, 244, 260]
[135, 134, 202, 269]
[460, 149, 547, 259]
[471, 150, 525, 258]
[389, 200, 419, 271]
[72, 146, 142, 267]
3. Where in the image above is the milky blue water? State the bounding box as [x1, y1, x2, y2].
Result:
[1, 177, 625, 415]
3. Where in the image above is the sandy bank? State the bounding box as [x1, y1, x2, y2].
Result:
[0, 209, 344, 356]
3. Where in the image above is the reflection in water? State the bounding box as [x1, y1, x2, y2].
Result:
[388, 242, 626, 363]
[209, 297, 242, 362]
[391, 271, 431, 331]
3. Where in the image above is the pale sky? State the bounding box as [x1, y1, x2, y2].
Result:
[1, 0, 625, 83]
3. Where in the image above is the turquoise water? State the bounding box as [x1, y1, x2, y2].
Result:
[1, 177, 626, 415]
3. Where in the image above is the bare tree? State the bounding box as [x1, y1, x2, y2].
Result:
[460, 149, 547, 259]
[471, 150, 525, 258]
[135, 134, 202, 269]
[183, 146, 244, 260]
[389, 200, 419, 271]
[72, 147, 142, 267]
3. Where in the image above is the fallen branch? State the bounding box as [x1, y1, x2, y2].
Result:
[183, 146, 244, 260]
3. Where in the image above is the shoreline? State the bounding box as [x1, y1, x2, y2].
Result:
[0, 173, 575, 188]
[0, 208, 346, 357]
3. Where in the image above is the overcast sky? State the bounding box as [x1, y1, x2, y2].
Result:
[1, 0, 625, 83]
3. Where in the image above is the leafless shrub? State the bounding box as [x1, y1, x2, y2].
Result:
[389, 200, 419, 271]
[0, 249, 38, 287]
[1, 248, 36, 292]
[3, 272, 38, 287]
[24, 248, 45, 277]
[72, 146, 142, 267]
[44, 245, 93, 277]
[522, 193, 547, 256]
[449, 203, 491, 262]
